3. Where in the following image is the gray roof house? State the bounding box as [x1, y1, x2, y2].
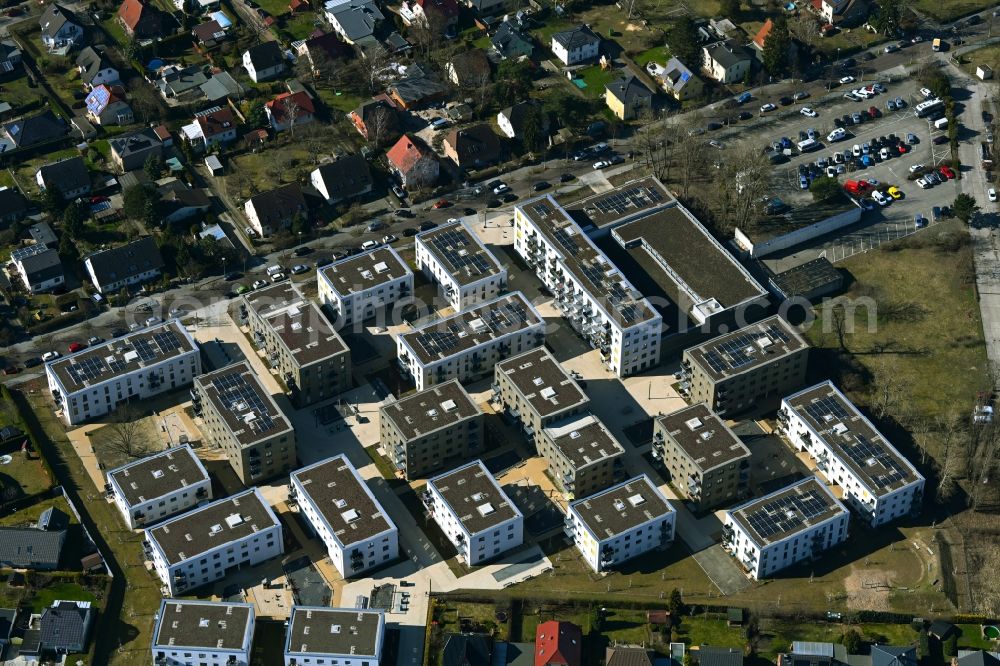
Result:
[0, 40, 22, 76]
[605, 74, 653, 120]
[957, 654, 1000, 666]
[695, 647, 743, 666]
[491, 20, 533, 59]
[0, 514, 67, 570]
[36, 156, 91, 200]
[28, 221, 58, 247]
[84, 236, 165, 294]
[12, 245, 65, 294]
[702, 40, 752, 84]
[156, 65, 209, 100]
[871, 647, 917, 666]
[109, 127, 163, 172]
[310, 154, 373, 204]
[39, 4, 83, 52]
[3, 109, 67, 149]
[38, 601, 93, 655]
[324, 0, 384, 46]
[76, 46, 118, 89]
[0, 188, 29, 226]
[660, 56, 703, 100]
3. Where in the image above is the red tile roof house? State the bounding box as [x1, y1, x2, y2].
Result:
[118, 0, 162, 38]
[535, 621, 582, 666]
[181, 106, 237, 150]
[265, 90, 315, 132]
[753, 18, 773, 49]
[386, 134, 439, 190]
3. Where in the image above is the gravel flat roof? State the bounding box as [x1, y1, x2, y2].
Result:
[381, 379, 480, 441]
[285, 607, 383, 658]
[108, 444, 208, 507]
[154, 600, 253, 651]
[495, 347, 588, 421]
[655, 404, 749, 472]
[570, 475, 673, 541]
[319, 246, 411, 298]
[543, 413, 624, 470]
[429, 460, 519, 535]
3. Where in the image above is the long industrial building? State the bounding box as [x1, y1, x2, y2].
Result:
[396, 292, 545, 391]
[46, 319, 201, 425]
[779, 381, 924, 527]
[514, 195, 662, 377]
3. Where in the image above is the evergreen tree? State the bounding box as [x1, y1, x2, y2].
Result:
[762, 15, 791, 77]
[667, 16, 700, 68]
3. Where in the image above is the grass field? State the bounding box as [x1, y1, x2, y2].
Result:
[804, 219, 988, 425]
[912, 0, 995, 22]
[959, 43, 1000, 76]
[28, 580, 97, 613]
[0, 452, 55, 502]
[573, 65, 619, 99]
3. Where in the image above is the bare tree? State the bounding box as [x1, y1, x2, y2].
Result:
[367, 105, 394, 150]
[280, 94, 303, 138]
[715, 141, 769, 234]
[788, 14, 819, 48]
[870, 356, 909, 421]
[359, 45, 390, 94]
[104, 402, 148, 460]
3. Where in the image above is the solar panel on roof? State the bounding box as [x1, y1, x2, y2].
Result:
[211, 370, 276, 433]
[86, 86, 111, 115]
[803, 395, 850, 424]
[742, 487, 832, 540]
[427, 227, 494, 278]
[587, 184, 665, 218]
[702, 323, 792, 374]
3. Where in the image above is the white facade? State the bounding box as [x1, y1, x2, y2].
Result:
[551, 29, 599, 66]
[514, 197, 662, 377]
[152, 600, 255, 666]
[415, 220, 507, 311]
[723, 477, 849, 580]
[107, 444, 212, 530]
[396, 292, 545, 391]
[290, 455, 399, 579]
[46, 320, 201, 426]
[283, 607, 385, 666]
[317, 247, 413, 329]
[778, 381, 925, 527]
[425, 460, 524, 565]
[566, 475, 675, 573]
[496, 110, 517, 139]
[145, 488, 283, 596]
[35, 169, 89, 200]
[241, 49, 284, 83]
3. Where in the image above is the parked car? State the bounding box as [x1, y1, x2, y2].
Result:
[793, 91, 810, 101]
[760, 103, 777, 113]
[87, 336, 104, 345]
[290, 264, 309, 274]
[419, 221, 437, 231]
[990, 188, 998, 202]
[24, 357, 42, 368]
[909, 163, 925, 173]
[382, 235, 398, 244]
[593, 160, 612, 169]
[293, 245, 313, 256]
[916, 177, 929, 189]
[895, 97, 906, 108]
[839, 75, 855, 84]
[392, 185, 406, 199]
[41, 351, 60, 362]
[68, 342, 84, 353]
[738, 111, 753, 120]
[532, 181, 551, 191]
[432, 199, 451, 209]
[939, 165, 955, 179]
[2, 367, 19, 376]
[888, 186, 903, 199]
[252, 279, 268, 289]
[907, 132, 919, 144]
[736, 91, 752, 104]
[933, 135, 950, 145]
[560, 173, 575, 182]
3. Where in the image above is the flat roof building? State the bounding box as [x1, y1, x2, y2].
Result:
[242, 282, 352, 407]
[492, 347, 589, 443]
[379, 379, 484, 479]
[653, 404, 750, 512]
[193, 361, 295, 485]
[416, 219, 507, 311]
[423, 460, 523, 565]
[566, 176, 675, 234]
[152, 600, 255, 666]
[680, 315, 809, 416]
[290, 455, 399, 578]
[46, 319, 201, 425]
[514, 195, 662, 377]
[397, 291, 545, 391]
[612, 203, 768, 328]
[145, 488, 283, 596]
[540, 413, 623, 499]
[284, 607, 385, 666]
[723, 476, 849, 580]
[566, 475, 675, 573]
[106, 444, 211, 529]
[318, 247, 413, 329]
[779, 381, 924, 527]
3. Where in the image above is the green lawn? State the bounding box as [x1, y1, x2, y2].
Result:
[316, 87, 365, 115]
[28, 581, 97, 613]
[573, 65, 618, 98]
[0, 495, 78, 528]
[282, 13, 319, 41]
[633, 45, 671, 67]
[0, 451, 55, 503]
[0, 74, 49, 113]
[959, 44, 1000, 76]
[813, 26, 885, 56]
[364, 445, 398, 480]
[912, 0, 995, 22]
[101, 17, 130, 48]
[0, 169, 15, 190]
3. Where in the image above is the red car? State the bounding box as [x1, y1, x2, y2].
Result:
[2, 367, 19, 376]
[897, 143, 908, 153]
[868, 106, 881, 119]
[432, 199, 451, 209]
[938, 165, 956, 179]
[89, 195, 109, 204]
[68, 342, 85, 353]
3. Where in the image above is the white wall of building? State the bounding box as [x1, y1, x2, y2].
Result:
[566, 490, 675, 573]
[317, 252, 413, 329]
[426, 482, 523, 565]
[415, 227, 507, 311]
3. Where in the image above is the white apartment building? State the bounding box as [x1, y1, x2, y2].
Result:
[290, 455, 399, 578]
[514, 196, 661, 377]
[144, 488, 283, 596]
[779, 381, 925, 527]
[397, 291, 545, 391]
[415, 219, 507, 311]
[46, 319, 201, 426]
[723, 476, 849, 580]
[152, 599, 255, 666]
[317, 247, 413, 329]
[423, 460, 523, 565]
[107, 444, 211, 529]
[565, 475, 675, 573]
[284, 607, 384, 666]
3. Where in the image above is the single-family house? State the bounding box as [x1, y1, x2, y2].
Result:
[400, 0, 459, 34]
[0, 189, 29, 226]
[243, 41, 285, 83]
[118, 0, 163, 39]
[443, 124, 501, 169]
[200, 71, 244, 103]
[324, 0, 384, 45]
[605, 647, 654, 666]
[491, 20, 533, 60]
[659, 56, 703, 100]
[192, 20, 229, 47]
[535, 621, 581, 666]
[296, 31, 349, 71]
[109, 127, 162, 172]
[35, 156, 91, 200]
[156, 64, 209, 101]
[76, 46, 118, 90]
[158, 179, 211, 224]
[181, 106, 237, 150]
[447, 49, 491, 88]
[388, 76, 448, 109]
[84, 236, 165, 293]
[694, 647, 743, 666]
[39, 4, 83, 52]
[85, 84, 133, 125]
[39, 601, 93, 655]
[348, 95, 401, 143]
[244, 183, 307, 237]
[386, 134, 438, 189]
[310, 154, 373, 204]
[870, 646, 917, 666]
[0, 40, 22, 77]
[28, 222, 58, 247]
[265, 90, 316, 132]
[10, 245, 64, 294]
[496, 99, 548, 140]
[702, 41, 752, 84]
[820, 0, 871, 27]
[551, 24, 600, 66]
[3, 109, 67, 149]
[444, 634, 493, 666]
[605, 74, 653, 120]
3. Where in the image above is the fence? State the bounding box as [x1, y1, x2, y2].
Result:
[821, 215, 941, 263]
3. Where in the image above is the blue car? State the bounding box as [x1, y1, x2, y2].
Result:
[780, 137, 793, 149]
[799, 175, 809, 189]
[861, 155, 873, 167]
[737, 92, 752, 104]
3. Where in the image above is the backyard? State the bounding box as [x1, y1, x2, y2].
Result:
[0, 450, 55, 502]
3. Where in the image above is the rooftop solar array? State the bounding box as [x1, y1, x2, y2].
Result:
[786, 382, 921, 494]
[418, 221, 503, 287]
[686, 316, 806, 381]
[568, 176, 673, 229]
[211, 369, 275, 434]
[401, 292, 542, 365]
[729, 477, 845, 546]
[195, 362, 291, 446]
[518, 196, 657, 328]
[10, 243, 51, 262]
[85, 85, 110, 115]
[50, 320, 196, 391]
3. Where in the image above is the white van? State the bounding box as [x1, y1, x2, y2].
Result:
[266, 265, 282, 276]
[934, 117, 949, 130]
[797, 138, 819, 152]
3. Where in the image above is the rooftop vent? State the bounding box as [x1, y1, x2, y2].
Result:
[152, 469, 164, 479]
[477, 502, 495, 516]
[441, 399, 457, 413]
[627, 494, 646, 507]
[224, 513, 243, 528]
[374, 261, 389, 274]
[685, 417, 703, 431]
